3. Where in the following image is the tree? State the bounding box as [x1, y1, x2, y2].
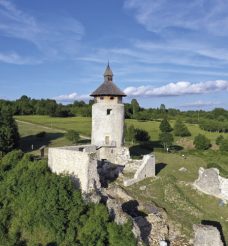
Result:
[159, 118, 172, 133]
[220, 138, 228, 151]
[193, 134, 211, 150]
[134, 128, 150, 142]
[159, 132, 174, 151]
[0, 107, 19, 154]
[216, 135, 224, 145]
[65, 130, 80, 144]
[125, 125, 136, 144]
[131, 99, 140, 117]
[173, 119, 191, 137]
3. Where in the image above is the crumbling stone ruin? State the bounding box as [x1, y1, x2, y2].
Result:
[48, 64, 156, 193]
[193, 224, 224, 246]
[194, 167, 228, 201]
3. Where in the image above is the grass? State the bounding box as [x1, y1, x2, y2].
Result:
[124, 151, 228, 242]
[17, 121, 89, 156]
[16, 115, 228, 143]
[16, 115, 228, 243]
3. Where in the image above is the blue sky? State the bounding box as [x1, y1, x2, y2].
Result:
[0, 0, 228, 110]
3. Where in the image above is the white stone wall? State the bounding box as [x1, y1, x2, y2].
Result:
[124, 154, 156, 186]
[48, 146, 100, 193]
[91, 102, 124, 147]
[98, 146, 130, 165]
[194, 167, 228, 201]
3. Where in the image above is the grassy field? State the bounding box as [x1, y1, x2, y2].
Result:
[16, 115, 227, 142]
[15, 115, 228, 243]
[124, 152, 228, 241]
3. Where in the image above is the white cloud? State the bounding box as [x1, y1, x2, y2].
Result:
[0, 0, 84, 61]
[124, 0, 228, 35]
[54, 92, 90, 102]
[124, 80, 228, 97]
[0, 51, 40, 64]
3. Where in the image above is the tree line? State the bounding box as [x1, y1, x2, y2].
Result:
[1, 96, 228, 125]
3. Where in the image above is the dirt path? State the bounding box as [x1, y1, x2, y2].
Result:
[16, 120, 91, 140]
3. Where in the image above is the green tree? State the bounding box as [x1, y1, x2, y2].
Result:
[159, 118, 172, 133]
[220, 138, 228, 151]
[216, 135, 224, 145]
[131, 99, 140, 117]
[193, 134, 211, 150]
[159, 132, 174, 151]
[0, 107, 20, 154]
[125, 125, 136, 144]
[173, 119, 191, 137]
[65, 130, 80, 144]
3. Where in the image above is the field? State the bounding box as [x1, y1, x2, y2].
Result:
[15, 115, 228, 243]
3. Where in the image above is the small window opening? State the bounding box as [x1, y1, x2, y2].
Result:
[100, 96, 104, 100]
[110, 96, 114, 100]
[107, 109, 112, 115]
[79, 147, 84, 152]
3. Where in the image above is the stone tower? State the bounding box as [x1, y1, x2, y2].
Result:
[90, 64, 126, 147]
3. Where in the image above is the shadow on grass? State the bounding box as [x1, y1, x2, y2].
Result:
[129, 141, 162, 158]
[156, 163, 167, 175]
[201, 220, 227, 246]
[77, 138, 91, 144]
[19, 132, 64, 152]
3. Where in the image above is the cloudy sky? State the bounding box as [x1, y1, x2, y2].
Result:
[0, 0, 228, 110]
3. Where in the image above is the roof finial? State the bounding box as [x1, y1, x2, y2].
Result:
[104, 62, 113, 80]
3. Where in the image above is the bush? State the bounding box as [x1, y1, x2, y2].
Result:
[36, 131, 46, 138]
[134, 128, 150, 142]
[65, 130, 80, 144]
[193, 134, 211, 150]
[220, 138, 228, 151]
[216, 135, 225, 145]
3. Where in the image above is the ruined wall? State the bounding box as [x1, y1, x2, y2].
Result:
[91, 102, 124, 147]
[124, 154, 156, 186]
[194, 167, 228, 201]
[193, 224, 224, 246]
[48, 146, 101, 193]
[98, 146, 130, 165]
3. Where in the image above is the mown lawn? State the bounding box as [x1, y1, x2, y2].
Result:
[16, 115, 228, 143]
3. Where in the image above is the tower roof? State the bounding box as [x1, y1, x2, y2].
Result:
[90, 64, 126, 97]
[103, 63, 113, 77]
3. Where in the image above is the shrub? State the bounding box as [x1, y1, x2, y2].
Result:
[134, 128, 150, 142]
[220, 138, 228, 151]
[65, 130, 80, 144]
[193, 134, 211, 150]
[216, 135, 224, 145]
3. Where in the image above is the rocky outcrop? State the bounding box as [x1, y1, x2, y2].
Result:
[194, 167, 228, 201]
[193, 224, 224, 246]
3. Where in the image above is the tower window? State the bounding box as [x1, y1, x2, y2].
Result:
[110, 96, 114, 100]
[107, 109, 112, 115]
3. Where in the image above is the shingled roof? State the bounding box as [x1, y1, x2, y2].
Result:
[90, 64, 126, 97]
